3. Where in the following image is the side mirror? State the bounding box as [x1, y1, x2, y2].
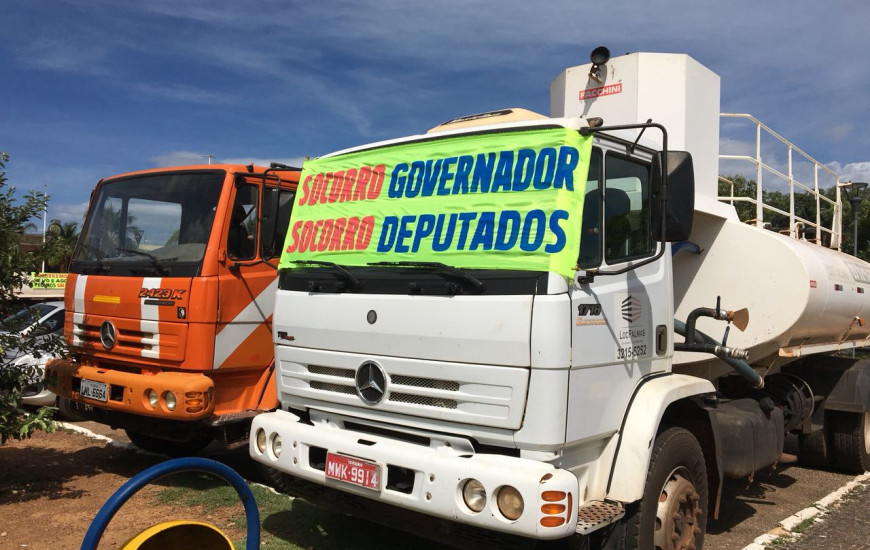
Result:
[651, 151, 695, 242]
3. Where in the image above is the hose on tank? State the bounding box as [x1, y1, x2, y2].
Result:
[674, 318, 764, 389]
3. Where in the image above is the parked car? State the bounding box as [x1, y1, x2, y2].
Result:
[1, 300, 65, 407]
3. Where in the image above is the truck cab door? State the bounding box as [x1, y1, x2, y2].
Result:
[214, 181, 276, 372]
[567, 146, 673, 442]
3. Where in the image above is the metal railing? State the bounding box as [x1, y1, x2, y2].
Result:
[718, 113, 843, 250]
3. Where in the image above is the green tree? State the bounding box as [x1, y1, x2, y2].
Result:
[0, 152, 58, 443]
[42, 219, 79, 271]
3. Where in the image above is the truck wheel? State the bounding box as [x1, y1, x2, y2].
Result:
[125, 430, 211, 457]
[829, 411, 870, 474]
[797, 430, 833, 469]
[259, 463, 298, 494]
[56, 397, 86, 422]
[624, 427, 707, 550]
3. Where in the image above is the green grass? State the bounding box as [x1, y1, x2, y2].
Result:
[151, 473, 446, 550]
[764, 536, 788, 549]
[790, 517, 815, 534]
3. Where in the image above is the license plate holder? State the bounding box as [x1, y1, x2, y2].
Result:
[80, 379, 108, 402]
[325, 452, 381, 491]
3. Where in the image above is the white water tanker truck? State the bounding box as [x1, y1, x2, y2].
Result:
[250, 49, 870, 550]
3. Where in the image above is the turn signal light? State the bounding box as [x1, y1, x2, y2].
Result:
[541, 490, 566, 502]
[541, 503, 566, 515]
[540, 516, 566, 527]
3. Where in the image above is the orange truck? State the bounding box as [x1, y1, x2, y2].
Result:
[48, 163, 299, 454]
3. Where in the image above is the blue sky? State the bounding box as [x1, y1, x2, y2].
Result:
[2, 0, 869, 227]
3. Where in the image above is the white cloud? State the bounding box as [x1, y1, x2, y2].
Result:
[51, 202, 90, 226]
[148, 152, 307, 169]
[130, 83, 232, 105]
[826, 162, 870, 184]
[220, 157, 308, 169]
[827, 124, 855, 141]
[148, 151, 217, 167]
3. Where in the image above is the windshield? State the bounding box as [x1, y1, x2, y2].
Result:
[71, 171, 224, 277]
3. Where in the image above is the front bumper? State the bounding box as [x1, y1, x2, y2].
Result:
[250, 410, 579, 540]
[46, 359, 214, 420]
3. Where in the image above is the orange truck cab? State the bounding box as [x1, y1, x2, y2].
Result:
[48, 163, 299, 454]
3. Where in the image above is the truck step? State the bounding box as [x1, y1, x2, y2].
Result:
[576, 500, 625, 534]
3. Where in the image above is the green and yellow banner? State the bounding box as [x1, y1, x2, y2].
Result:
[28, 272, 68, 289]
[278, 127, 593, 277]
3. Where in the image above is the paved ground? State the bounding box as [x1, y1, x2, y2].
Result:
[707, 462, 855, 550]
[776, 481, 870, 550]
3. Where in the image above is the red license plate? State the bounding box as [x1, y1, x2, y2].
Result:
[325, 452, 381, 490]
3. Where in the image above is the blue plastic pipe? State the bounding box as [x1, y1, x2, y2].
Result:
[80, 457, 260, 550]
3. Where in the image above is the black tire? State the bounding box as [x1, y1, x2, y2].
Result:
[624, 427, 708, 550]
[56, 397, 87, 422]
[125, 429, 211, 457]
[829, 411, 870, 474]
[259, 463, 299, 494]
[798, 429, 834, 469]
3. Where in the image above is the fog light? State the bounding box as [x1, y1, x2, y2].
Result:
[496, 486, 524, 520]
[462, 479, 487, 513]
[147, 389, 158, 408]
[256, 429, 267, 454]
[271, 433, 282, 458]
[164, 391, 177, 411]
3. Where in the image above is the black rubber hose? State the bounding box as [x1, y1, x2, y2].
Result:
[674, 318, 764, 389]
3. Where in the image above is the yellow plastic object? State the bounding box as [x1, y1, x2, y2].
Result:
[122, 520, 234, 550]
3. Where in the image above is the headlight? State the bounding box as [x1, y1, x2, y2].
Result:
[271, 433, 282, 458]
[462, 479, 487, 513]
[164, 391, 177, 411]
[496, 486, 524, 520]
[255, 429, 267, 454]
[147, 389, 159, 408]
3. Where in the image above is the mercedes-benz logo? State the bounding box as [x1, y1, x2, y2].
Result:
[100, 320, 117, 350]
[355, 361, 387, 405]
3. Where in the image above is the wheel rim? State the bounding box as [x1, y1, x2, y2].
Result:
[654, 466, 702, 550]
[864, 411, 870, 456]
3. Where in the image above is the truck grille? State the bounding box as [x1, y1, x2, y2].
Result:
[308, 365, 354, 379]
[278, 352, 528, 429]
[305, 364, 460, 410]
[389, 392, 458, 409]
[71, 316, 184, 361]
[390, 374, 459, 391]
[306, 367, 461, 409]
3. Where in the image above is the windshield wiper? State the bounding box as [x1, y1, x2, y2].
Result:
[367, 261, 485, 293]
[292, 260, 362, 291]
[77, 243, 110, 274]
[117, 248, 176, 276]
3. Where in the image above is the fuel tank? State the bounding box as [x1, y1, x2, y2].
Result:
[674, 210, 870, 368]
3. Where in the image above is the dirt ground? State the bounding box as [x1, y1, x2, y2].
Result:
[1, 424, 865, 550]
[0, 427, 250, 549]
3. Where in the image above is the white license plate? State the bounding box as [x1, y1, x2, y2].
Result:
[80, 379, 108, 402]
[325, 452, 381, 490]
